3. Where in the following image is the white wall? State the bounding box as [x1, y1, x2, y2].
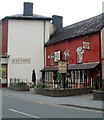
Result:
[0, 22, 2, 55]
[101, 29, 104, 79]
[0, 22, 2, 79]
[7, 19, 53, 84]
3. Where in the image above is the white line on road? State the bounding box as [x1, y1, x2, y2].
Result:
[9, 109, 39, 118]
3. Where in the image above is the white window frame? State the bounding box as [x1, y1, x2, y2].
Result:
[45, 72, 54, 82]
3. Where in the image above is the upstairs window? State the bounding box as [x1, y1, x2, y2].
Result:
[54, 50, 61, 62]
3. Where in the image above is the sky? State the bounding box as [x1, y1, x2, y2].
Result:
[0, 0, 104, 27]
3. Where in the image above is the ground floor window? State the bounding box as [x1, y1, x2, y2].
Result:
[45, 72, 54, 87]
[65, 70, 88, 88]
[44, 70, 89, 89]
[45, 72, 54, 81]
[1, 65, 7, 84]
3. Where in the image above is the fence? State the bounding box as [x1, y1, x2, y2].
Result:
[10, 78, 28, 85]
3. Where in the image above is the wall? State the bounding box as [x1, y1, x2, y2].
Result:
[46, 33, 100, 66]
[34, 87, 93, 97]
[2, 20, 8, 55]
[0, 22, 2, 79]
[1, 20, 8, 87]
[0, 22, 2, 55]
[101, 28, 104, 79]
[7, 19, 53, 85]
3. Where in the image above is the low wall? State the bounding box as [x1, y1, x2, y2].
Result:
[93, 90, 104, 101]
[9, 85, 29, 91]
[33, 87, 93, 97]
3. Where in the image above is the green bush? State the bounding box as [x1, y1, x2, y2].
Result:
[36, 84, 43, 88]
[16, 82, 27, 86]
[36, 84, 50, 88]
[87, 86, 93, 89]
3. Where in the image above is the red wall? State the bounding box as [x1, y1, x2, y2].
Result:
[46, 33, 101, 66]
[2, 19, 8, 55]
[2, 19, 8, 88]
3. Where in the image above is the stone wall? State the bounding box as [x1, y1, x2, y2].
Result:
[93, 90, 104, 100]
[9, 85, 29, 91]
[33, 88, 93, 97]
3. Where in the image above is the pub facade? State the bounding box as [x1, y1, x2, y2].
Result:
[41, 13, 104, 89]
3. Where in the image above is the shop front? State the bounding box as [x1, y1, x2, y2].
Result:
[41, 62, 100, 89]
[0, 56, 8, 87]
[1, 65, 7, 87]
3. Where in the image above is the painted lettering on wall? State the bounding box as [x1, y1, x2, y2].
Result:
[12, 58, 31, 64]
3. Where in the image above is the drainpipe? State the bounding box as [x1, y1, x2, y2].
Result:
[43, 21, 46, 68]
[99, 32, 103, 88]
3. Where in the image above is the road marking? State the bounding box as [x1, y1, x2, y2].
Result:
[3, 93, 103, 113]
[9, 109, 39, 118]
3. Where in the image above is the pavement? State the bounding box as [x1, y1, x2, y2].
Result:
[1, 88, 104, 111]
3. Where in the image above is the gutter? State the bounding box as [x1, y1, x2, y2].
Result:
[43, 21, 46, 68]
[2, 16, 52, 22]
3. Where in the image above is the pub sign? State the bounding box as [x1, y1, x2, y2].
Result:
[58, 61, 67, 73]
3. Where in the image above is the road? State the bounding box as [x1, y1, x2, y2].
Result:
[1, 90, 103, 119]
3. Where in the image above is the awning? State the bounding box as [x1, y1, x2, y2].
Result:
[40, 66, 58, 72]
[41, 62, 99, 72]
[68, 62, 99, 70]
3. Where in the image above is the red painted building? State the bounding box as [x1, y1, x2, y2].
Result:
[41, 14, 104, 89]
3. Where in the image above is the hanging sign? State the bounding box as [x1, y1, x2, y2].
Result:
[58, 61, 67, 73]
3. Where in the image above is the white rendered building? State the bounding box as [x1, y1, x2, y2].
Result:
[0, 2, 55, 87]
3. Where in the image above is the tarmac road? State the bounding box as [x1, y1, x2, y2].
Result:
[2, 90, 103, 119]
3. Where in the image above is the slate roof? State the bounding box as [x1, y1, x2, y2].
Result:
[40, 66, 58, 72]
[2, 14, 52, 21]
[67, 62, 99, 70]
[41, 62, 99, 72]
[45, 13, 104, 46]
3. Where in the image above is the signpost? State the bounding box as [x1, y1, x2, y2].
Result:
[58, 60, 67, 88]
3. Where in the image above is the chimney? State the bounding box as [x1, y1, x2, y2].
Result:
[23, 2, 33, 16]
[52, 15, 63, 30]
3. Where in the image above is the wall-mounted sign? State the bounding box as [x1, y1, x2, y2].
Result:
[0, 58, 8, 64]
[58, 61, 67, 73]
[50, 52, 54, 66]
[82, 41, 90, 50]
[64, 50, 69, 62]
[54, 51, 61, 62]
[12, 58, 31, 64]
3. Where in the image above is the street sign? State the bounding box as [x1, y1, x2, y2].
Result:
[58, 61, 67, 73]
